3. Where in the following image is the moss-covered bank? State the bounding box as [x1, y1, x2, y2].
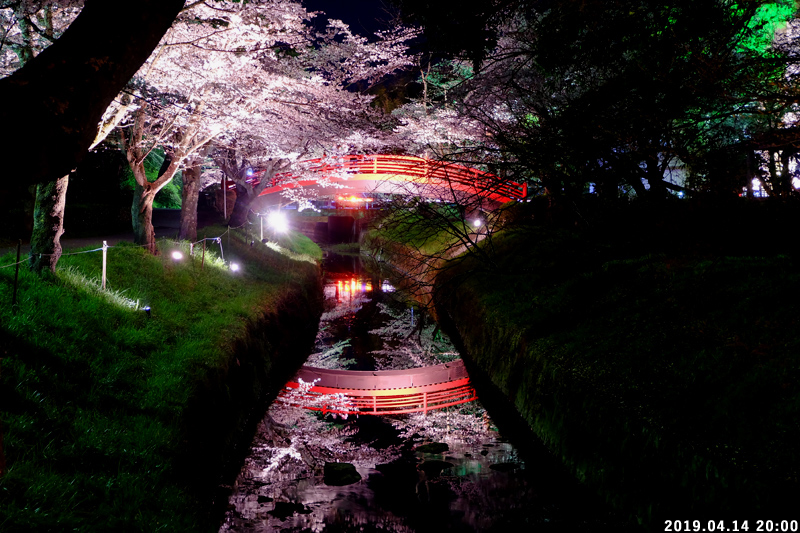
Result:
[430, 224, 799, 527]
[0, 229, 323, 531]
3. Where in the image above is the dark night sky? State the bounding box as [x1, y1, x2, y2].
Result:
[301, 0, 395, 37]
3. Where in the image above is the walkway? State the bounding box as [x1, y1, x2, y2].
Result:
[278, 359, 477, 416]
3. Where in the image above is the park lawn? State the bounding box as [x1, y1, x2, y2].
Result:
[0, 226, 321, 532]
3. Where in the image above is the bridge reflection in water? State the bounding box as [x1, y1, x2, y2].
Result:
[280, 272, 477, 416]
[278, 359, 477, 416]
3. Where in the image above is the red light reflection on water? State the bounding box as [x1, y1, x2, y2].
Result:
[331, 277, 372, 302]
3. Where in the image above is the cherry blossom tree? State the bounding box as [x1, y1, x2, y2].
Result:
[182, 14, 417, 232]
[118, 0, 323, 250]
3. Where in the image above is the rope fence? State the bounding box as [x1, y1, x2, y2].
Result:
[2, 208, 283, 311]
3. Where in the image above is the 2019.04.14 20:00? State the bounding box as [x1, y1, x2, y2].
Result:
[664, 520, 798, 532]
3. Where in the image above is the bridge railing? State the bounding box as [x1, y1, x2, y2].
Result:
[248, 154, 527, 203]
[277, 360, 478, 416]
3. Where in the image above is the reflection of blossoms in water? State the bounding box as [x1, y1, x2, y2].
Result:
[369, 302, 459, 370]
[305, 337, 355, 369]
[318, 291, 369, 322]
[220, 402, 407, 533]
[279, 377, 357, 420]
[391, 404, 497, 448]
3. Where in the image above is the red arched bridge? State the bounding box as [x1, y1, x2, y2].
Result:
[248, 154, 527, 203]
[277, 359, 477, 416]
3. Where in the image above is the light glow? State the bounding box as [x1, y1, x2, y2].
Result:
[230, 263, 240, 272]
[337, 195, 372, 203]
[267, 211, 289, 233]
[472, 219, 481, 228]
[171, 251, 183, 260]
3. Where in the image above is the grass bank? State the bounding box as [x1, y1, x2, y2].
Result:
[437, 225, 799, 525]
[366, 201, 800, 526]
[0, 227, 323, 531]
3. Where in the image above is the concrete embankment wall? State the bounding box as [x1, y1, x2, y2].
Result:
[184, 269, 323, 528]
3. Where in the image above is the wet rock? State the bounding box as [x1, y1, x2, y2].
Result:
[323, 462, 361, 486]
[480, 449, 489, 456]
[415, 442, 449, 454]
[489, 462, 520, 472]
[257, 495, 273, 504]
[418, 460, 454, 478]
[268, 501, 310, 520]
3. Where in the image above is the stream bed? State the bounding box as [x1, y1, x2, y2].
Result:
[219, 253, 634, 532]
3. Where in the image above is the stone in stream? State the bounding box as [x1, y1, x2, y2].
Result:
[323, 461, 362, 486]
[489, 462, 520, 473]
[417, 460, 454, 478]
[415, 442, 449, 454]
[268, 501, 311, 520]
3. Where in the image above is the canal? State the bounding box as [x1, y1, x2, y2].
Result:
[219, 253, 635, 532]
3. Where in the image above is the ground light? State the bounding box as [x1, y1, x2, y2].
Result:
[472, 219, 482, 229]
[230, 263, 240, 272]
[267, 211, 289, 233]
[171, 250, 183, 261]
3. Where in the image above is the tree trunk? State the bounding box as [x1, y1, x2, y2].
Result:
[132, 182, 157, 254]
[179, 161, 202, 242]
[626, 175, 648, 197]
[645, 157, 668, 200]
[0, 357, 6, 478]
[229, 186, 253, 227]
[779, 150, 794, 197]
[29, 175, 69, 274]
[0, 0, 185, 188]
[766, 150, 779, 197]
[746, 150, 756, 198]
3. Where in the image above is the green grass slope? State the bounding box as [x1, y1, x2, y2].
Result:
[0, 227, 322, 532]
[437, 224, 799, 524]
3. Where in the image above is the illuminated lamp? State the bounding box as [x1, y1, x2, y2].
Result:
[172, 250, 183, 260]
[267, 211, 289, 233]
[230, 263, 240, 272]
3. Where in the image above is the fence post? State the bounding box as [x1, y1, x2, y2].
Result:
[11, 240, 21, 311]
[101, 241, 108, 290]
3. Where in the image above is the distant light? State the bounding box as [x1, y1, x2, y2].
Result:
[472, 219, 481, 228]
[230, 263, 240, 272]
[337, 195, 372, 203]
[678, 191, 684, 198]
[171, 251, 183, 260]
[246, 168, 254, 177]
[267, 211, 289, 233]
